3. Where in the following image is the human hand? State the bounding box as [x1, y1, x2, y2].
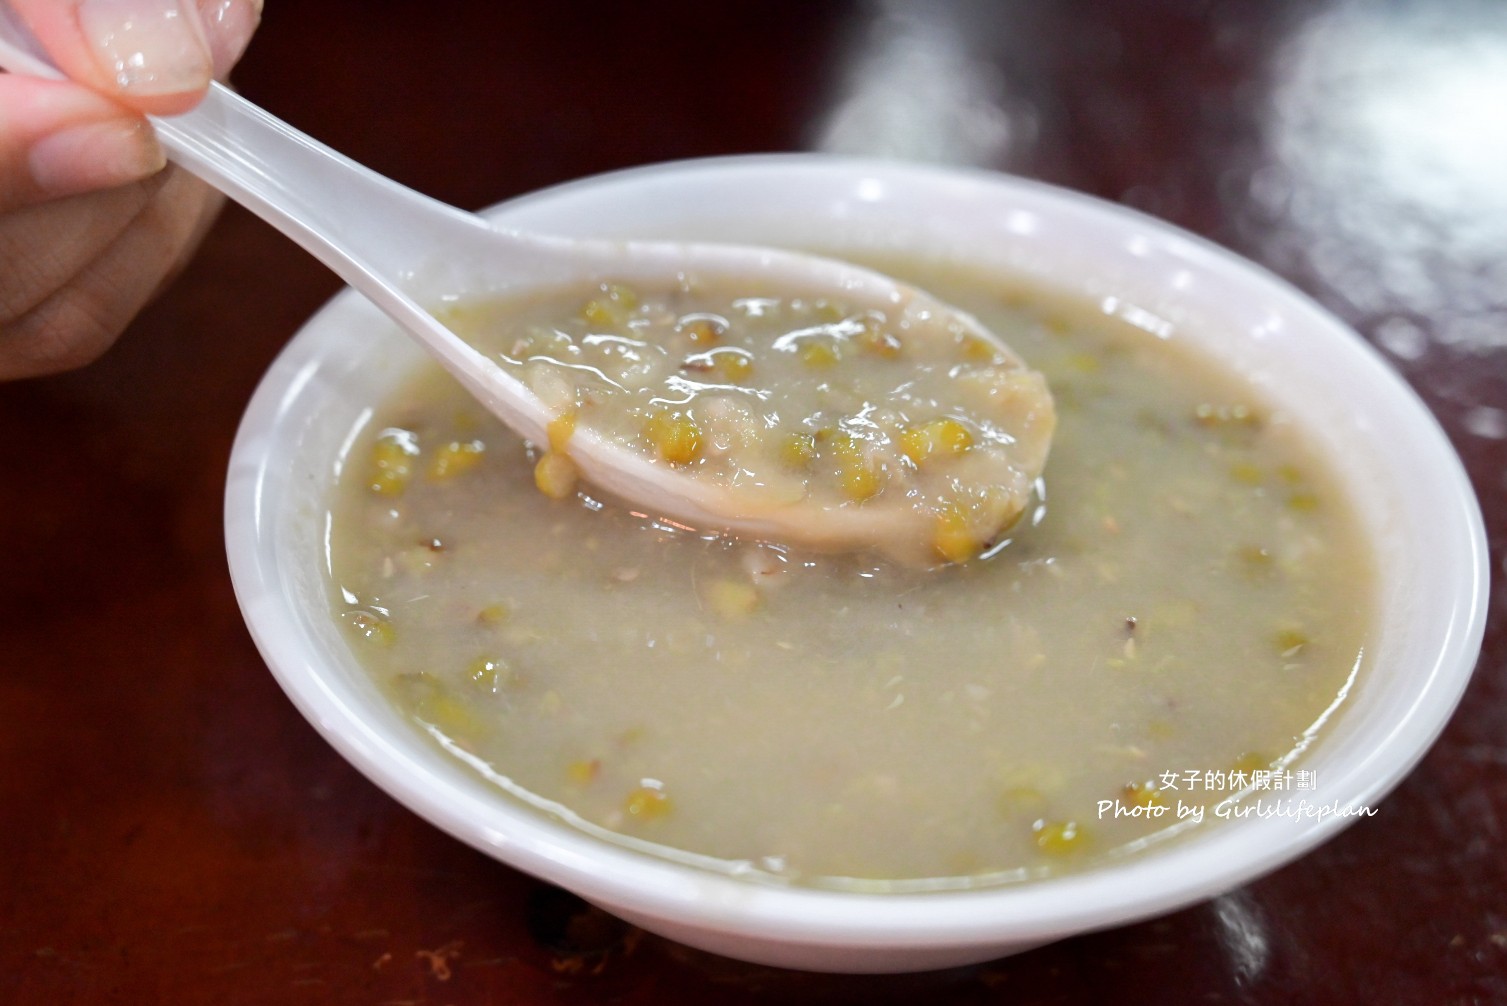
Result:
[0, 0, 262, 379]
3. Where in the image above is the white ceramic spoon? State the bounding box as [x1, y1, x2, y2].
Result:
[0, 12, 1038, 552]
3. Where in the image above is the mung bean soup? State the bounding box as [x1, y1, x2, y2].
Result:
[326, 262, 1374, 888]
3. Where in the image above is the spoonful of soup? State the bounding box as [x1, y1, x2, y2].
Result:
[0, 11, 1053, 564]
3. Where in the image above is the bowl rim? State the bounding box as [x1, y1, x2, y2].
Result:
[225, 153, 1490, 951]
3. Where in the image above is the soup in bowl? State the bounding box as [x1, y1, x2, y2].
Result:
[224, 156, 1486, 972]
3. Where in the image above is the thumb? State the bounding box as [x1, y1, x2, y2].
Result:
[7, 0, 255, 116]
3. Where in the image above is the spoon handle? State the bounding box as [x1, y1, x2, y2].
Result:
[155, 84, 498, 279]
[0, 3, 553, 424]
[0, 6, 495, 288]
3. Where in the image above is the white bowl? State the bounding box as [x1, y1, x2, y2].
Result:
[225, 156, 1488, 973]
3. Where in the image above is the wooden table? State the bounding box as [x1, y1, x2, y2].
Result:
[5, 2, 1504, 1001]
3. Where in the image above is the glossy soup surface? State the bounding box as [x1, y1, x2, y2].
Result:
[325, 261, 1373, 889]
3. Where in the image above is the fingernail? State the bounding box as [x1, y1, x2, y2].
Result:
[28, 117, 166, 197]
[200, 0, 261, 78]
[78, 0, 213, 97]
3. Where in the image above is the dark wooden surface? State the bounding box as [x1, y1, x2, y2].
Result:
[4, 2, 1505, 1002]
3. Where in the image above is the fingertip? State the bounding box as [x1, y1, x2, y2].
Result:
[9, 0, 215, 114]
[199, 0, 262, 80]
[27, 115, 166, 200]
[0, 77, 168, 208]
[77, 0, 214, 108]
